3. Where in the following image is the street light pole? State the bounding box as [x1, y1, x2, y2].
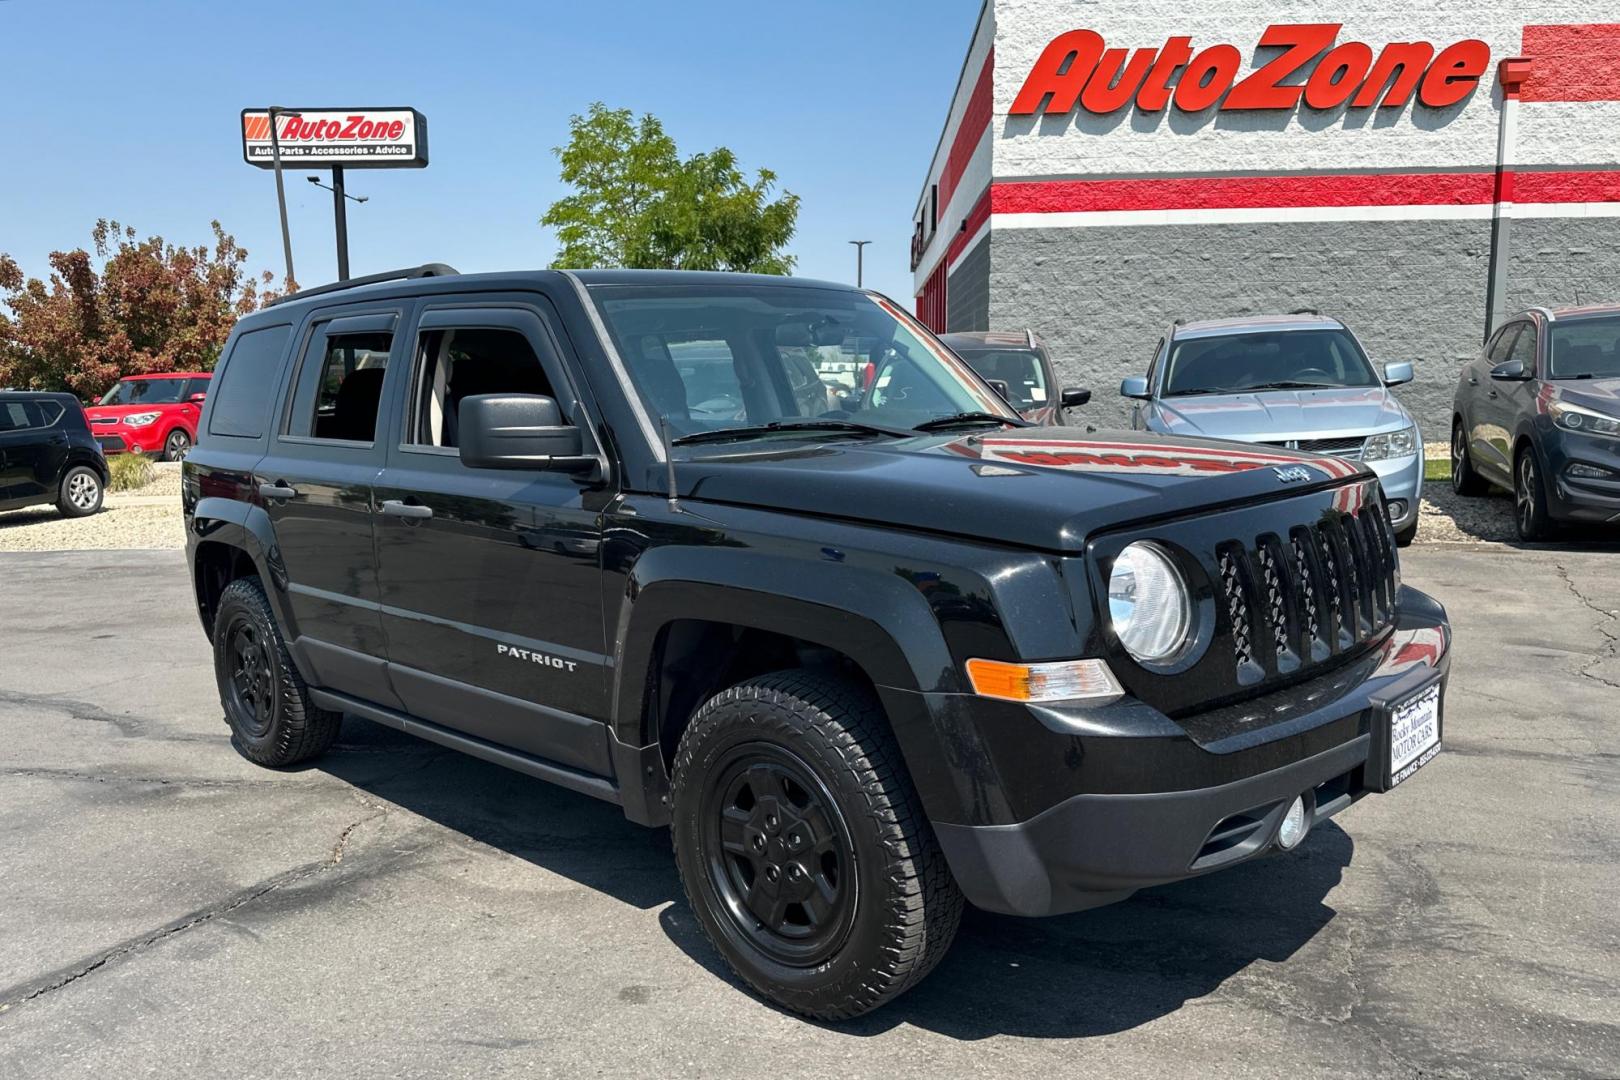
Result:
[848, 240, 871, 288]
[307, 174, 367, 282]
[267, 106, 299, 287]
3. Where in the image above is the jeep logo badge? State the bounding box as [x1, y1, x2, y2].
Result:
[1273, 466, 1313, 483]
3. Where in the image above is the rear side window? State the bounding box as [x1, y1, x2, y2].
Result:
[290, 329, 393, 442]
[209, 325, 292, 439]
[0, 401, 38, 432]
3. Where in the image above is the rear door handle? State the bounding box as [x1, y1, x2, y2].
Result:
[380, 499, 433, 521]
[258, 482, 298, 501]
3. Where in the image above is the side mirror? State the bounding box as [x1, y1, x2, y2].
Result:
[457, 394, 595, 472]
[985, 378, 1012, 401]
[1120, 376, 1151, 400]
[1382, 362, 1414, 387]
[1060, 386, 1091, 408]
[1489, 358, 1528, 382]
[188, 392, 208, 404]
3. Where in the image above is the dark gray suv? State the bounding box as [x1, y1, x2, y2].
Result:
[1451, 306, 1620, 540]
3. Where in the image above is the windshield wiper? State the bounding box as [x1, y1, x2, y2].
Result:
[912, 411, 1030, 432]
[1240, 381, 1340, 391]
[670, 419, 910, 447]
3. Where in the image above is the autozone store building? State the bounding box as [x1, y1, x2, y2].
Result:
[912, 3, 1620, 434]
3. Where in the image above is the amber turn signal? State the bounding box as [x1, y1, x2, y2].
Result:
[964, 657, 1123, 703]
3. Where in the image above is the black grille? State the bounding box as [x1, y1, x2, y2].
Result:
[1216, 506, 1399, 680]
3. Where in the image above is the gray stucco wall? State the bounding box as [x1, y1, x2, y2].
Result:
[946, 240, 991, 333]
[1502, 217, 1620, 315]
[986, 221, 1497, 439]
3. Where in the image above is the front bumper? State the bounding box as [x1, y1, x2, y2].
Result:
[929, 588, 1450, 917]
[1365, 452, 1423, 530]
[1540, 429, 1620, 524]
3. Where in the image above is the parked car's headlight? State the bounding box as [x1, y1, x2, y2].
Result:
[1362, 426, 1418, 461]
[1550, 400, 1620, 438]
[1108, 542, 1192, 664]
[124, 412, 160, 427]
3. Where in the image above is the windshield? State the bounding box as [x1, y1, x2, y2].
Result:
[591, 284, 1014, 438]
[1162, 329, 1379, 396]
[99, 377, 188, 405]
[955, 349, 1049, 410]
[1549, 318, 1620, 379]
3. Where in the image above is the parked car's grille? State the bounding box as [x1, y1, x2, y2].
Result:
[1215, 504, 1399, 684]
[91, 417, 119, 426]
[1083, 478, 1401, 717]
[1263, 436, 1364, 459]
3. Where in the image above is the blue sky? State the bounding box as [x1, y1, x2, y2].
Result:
[0, 0, 981, 304]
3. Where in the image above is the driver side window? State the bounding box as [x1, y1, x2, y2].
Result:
[407, 328, 555, 448]
[1487, 325, 1522, 365]
[1506, 323, 1538, 374]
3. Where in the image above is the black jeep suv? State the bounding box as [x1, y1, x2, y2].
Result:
[183, 267, 1451, 1019]
[0, 391, 108, 518]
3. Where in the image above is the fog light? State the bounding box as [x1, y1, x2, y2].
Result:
[1277, 796, 1309, 850]
[1386, 499, 1408, 521]
[1567, 463, 1612, 480]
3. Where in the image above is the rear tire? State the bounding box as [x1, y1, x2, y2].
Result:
[56, 465, 103, 518]
[671, 670, 963, 1020]
[212, 577, 341, 767]
[1451, 420, 1488, 496]
[1514, 445, 1555, 542]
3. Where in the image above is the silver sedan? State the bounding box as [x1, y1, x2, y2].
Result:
[1122, 314, 1423, 544]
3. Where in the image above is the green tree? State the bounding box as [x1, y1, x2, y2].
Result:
[0, 220, 283, 397]
[541, 103, 799, 274]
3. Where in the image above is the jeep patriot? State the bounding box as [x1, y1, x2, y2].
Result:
[184, 266, 1451, 1019]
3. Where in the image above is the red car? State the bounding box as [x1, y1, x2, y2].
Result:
[84, 372, 211, 461]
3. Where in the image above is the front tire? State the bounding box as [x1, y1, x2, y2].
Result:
[56, 465, 103, 518]
[1514, 444, 1555, 542]
[671, 670, 963, 1020]
[162, 428, 191, 461]
[1451, 420, 1488, 496]
[212, 577, 341, 767]
[1395, 520, 1418, 547]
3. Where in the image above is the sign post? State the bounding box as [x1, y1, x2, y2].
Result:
[242, 107, 429, 284]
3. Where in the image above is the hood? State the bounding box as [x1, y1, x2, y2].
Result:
[85, 402, 175, 419]
[1552, 377, 1620, 413]
[670, 428, 1368, 553]
[1151, 386, 1409, 442]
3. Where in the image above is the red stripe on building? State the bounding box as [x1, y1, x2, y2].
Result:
[1521, 24, 1620, 102]
[946, 188, 991, 264]
[937, 51, 994, 217]
[992, 172, 1501, 214]
[989, 169, 1620, 215]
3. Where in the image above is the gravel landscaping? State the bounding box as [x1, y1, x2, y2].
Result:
[1415, 441, 1517, 544]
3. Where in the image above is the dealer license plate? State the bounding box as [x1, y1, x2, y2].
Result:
[1388, 683, 1442, 787]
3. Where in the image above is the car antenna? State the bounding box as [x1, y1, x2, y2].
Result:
[660, 418, 681, 513]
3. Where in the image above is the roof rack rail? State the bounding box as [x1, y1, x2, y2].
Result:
[1025, 328, 1037, 348]
[1288, 306, 1321, 316]
[268, 263, 460, 307]
[1171, 317, 1186, 327]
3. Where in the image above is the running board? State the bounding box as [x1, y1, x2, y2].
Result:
[310, 688, 621, 807]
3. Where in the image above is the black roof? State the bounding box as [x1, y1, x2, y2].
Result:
[0, 390, 79, 402]
[262, 266, 862, 318]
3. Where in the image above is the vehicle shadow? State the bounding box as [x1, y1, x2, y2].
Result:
[318, 717, 1353, 1041]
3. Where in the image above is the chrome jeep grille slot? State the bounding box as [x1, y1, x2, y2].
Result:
[1215, 505, 1399, 680]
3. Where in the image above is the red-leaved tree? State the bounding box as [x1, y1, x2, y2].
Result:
[0, 220, 287, 398]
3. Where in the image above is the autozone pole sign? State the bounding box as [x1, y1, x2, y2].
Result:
[240, 107, 429, 168]
[1010, 24, 1491, 116]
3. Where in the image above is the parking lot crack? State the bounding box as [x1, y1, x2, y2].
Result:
[0, 808, 387, 1017]
[1556, 564, 1620, 690]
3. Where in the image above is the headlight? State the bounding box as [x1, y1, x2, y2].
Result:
[1108, 542, 1192, 664]
[1363, 426, 1418, 461]
[1550, 400, 1620, 438]
[124, 412, 161, 427]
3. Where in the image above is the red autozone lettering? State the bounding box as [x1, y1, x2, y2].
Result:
[278, 115, 408, 141]
[1010, 24, 1490, 115]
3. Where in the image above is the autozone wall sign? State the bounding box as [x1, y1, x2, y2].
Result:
[1010, 24, 1491, 116]
[240, 107, 429, 168]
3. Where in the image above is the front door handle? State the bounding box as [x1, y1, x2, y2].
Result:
[258, 482, 298, 501]
[380, 499, 433, 521]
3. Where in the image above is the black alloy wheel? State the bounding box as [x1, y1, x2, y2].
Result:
[1515, 447, 1553, 541]
[701, 744, 857, 968]
[225, 616, 276, 739]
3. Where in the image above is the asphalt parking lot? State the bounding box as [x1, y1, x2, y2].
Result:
[1, 546, 1616, 1078]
